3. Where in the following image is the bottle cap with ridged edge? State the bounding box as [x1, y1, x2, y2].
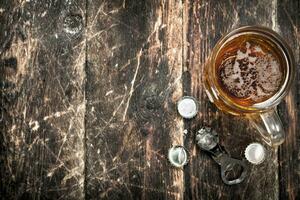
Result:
[177, 96, 198, 119]
[245, 143, 266, 165]
[168, 146, 188, 168]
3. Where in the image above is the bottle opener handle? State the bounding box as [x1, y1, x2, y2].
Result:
[214, 155, 248, 185]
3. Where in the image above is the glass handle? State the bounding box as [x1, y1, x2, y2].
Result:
[248, 108, 285, 147]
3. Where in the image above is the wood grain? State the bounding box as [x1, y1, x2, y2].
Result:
[85, 0, 184, 199]
[277, 0, 300, 199]
[0, 0, 86, 199]
[0, 0, 299, 199]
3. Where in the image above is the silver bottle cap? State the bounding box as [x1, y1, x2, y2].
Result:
[245, 143, 266, 165]
[196, 127, 219, 151]
[168, 146, 188, 167]
[177, 96, 198, 119]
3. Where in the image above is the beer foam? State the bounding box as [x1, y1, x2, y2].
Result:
[219, 42, 282, 102]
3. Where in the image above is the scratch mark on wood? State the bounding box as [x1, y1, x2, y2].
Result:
[29, 120, 40, 131]
[122, 17, 162, 121]
[272, 0, 278, 31]
[122, 48, 142, 121]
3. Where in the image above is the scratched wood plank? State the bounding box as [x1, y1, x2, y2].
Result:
[277, 0, 300, 199]
[1, 0, 298, 199]
[183, 0, 279, 199]
[0, 0, 86, 199]
[85, 0, 185, 199]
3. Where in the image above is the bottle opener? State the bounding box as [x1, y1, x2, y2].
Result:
[195, 127, 248, 185]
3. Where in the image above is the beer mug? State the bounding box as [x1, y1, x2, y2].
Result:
[204, 26, 295, 146]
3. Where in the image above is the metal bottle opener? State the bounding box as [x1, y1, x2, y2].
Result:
[195, 127, 248, 185]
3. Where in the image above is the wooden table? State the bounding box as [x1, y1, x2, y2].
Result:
[1, 0, 299, 199]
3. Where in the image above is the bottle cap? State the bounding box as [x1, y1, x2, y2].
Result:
[177, 96, 198, 119]
[245, 143, 266, 165]
[168, 146, 188, 167]
[196, 127, 219, 151]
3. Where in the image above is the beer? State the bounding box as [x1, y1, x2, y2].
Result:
[204, 26, 295, 146]
[215, 34, 286, 107]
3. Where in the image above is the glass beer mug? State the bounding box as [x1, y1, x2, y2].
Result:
[204, 26, 295, 146]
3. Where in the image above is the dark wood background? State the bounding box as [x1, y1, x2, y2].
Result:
[1, 0, 299, 199]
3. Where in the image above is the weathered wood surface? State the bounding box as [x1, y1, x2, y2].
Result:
[85, 0, 184, 199]
[277, 0, 300, 199]
[0, 0, 86, 199]
[0, 0, 299, 199]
